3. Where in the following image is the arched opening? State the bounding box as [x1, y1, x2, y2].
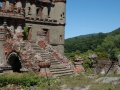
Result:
[7, 52, 22, 72]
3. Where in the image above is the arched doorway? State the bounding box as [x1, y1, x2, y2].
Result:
[6, 51, 22, 72]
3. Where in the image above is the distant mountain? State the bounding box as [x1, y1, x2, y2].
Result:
[66, 33, 98, 39]
[108, 27, 120, 35]
[66, 27, 120, 40]
[65, 27, 120, 53]
[73, 33, 99, 39]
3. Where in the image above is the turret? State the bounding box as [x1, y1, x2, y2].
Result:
[54, 0, 66, 24]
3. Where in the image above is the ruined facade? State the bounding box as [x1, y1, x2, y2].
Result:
[0, 0, 66, 55]
[25, 0, 66, 54]
[0, 0, 77, 77]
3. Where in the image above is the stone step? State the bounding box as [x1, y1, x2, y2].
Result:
[30, 42, 74, 77]
[50, 58, 60, 61]
[50, 59, 58, 62]
[51, 62, 61, 65]
[31, 43, 39, 47]
[50, 60, 60, 63]
[50, 68, 72, 72]
[35, 52, 48, 55]
[32, 48, 43, 50]
[40, 55, 50, 59]
[52, 72, 74, 78]
[40, 53, 50, 57]
[51, 69, 73, 74]
[20, 68, 29, 72]
[51, 61, 61, 64]
[33, 49, 44, 51]
[31, 45, 39, 47]
[29, 40, 36, 43]
[35, 50, 47, 53]
[50, 61, 61, 63]
[50, 64, 66, 69]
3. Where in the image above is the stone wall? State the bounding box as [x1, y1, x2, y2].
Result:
[25, 0, 66, 54]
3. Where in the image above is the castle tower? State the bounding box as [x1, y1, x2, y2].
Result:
[53, 0, 66, 54]
[54, 0, 66, 23]
[25, 0, 66, 54]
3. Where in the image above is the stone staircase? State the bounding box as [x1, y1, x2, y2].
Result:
[2, 40, 74, 77]
[31, 42, 75, 77]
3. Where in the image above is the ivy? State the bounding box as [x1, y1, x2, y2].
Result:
[23, 27, 28, 40]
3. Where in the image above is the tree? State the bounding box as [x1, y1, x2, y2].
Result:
[100, 35, 120, 61]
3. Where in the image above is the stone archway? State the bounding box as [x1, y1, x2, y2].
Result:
[6, 51, 22, 72]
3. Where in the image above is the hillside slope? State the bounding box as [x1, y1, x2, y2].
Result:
[65, 27, 120, 53]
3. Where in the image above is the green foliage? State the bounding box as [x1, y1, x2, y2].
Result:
[23, 27, 28, 40]
[65, 27, 120, 61]
[100, 34, 120, 60]
[65, 51, 81, 63]
[83, 59, 93, 71]
[65, 50, 94, 71]
[65, 32, 106, 53]
[0, 73, 61, 90]
[0, 73, 40, 87]
[81, 50, 94, 70]
[96, 51, 108, 60]
[0, 73, 120, 90]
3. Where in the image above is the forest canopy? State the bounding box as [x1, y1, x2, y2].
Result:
[65, 27, 120, 61]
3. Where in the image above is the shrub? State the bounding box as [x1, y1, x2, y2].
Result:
[0, 73, 41, 87]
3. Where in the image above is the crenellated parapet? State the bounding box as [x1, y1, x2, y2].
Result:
[0, 0, 25, 19]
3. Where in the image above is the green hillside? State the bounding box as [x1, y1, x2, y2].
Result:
[65, 32, 106, 53]
[65, 27, 120, 61]
[67, 33, 99, 39]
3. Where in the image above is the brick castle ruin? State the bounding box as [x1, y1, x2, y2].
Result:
[0, 0, 86, 77]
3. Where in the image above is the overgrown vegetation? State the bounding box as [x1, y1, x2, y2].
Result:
[65, 27, 120, 70]
[23, 27, 28, 40]
[0, 73, 40, 87]
[1, 73, 120, 90]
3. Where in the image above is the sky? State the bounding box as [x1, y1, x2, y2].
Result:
[65, 0, 120, 39]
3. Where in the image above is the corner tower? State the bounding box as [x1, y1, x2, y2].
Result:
[51, 0, 66, 54]
[54, 0, 66, 23]
[25, 0, 66, 54]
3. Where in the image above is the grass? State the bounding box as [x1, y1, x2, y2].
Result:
[0, 72, 120, 90]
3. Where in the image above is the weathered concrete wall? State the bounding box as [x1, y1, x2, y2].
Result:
[54, 2, 66, 23]
[49, 25, 64, 54]
[26, 22, 64, 54]
[26, 23, 41, 40]
[49, 6, 55, 19]
[0, 41, 5, 63]
[49, 26, 64, 44]
[57, 44, 64, 55]
[25, 2, 31, 16]
[25, 1, 66, 55]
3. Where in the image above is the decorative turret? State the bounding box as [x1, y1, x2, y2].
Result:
[54, 0, 66, 24]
